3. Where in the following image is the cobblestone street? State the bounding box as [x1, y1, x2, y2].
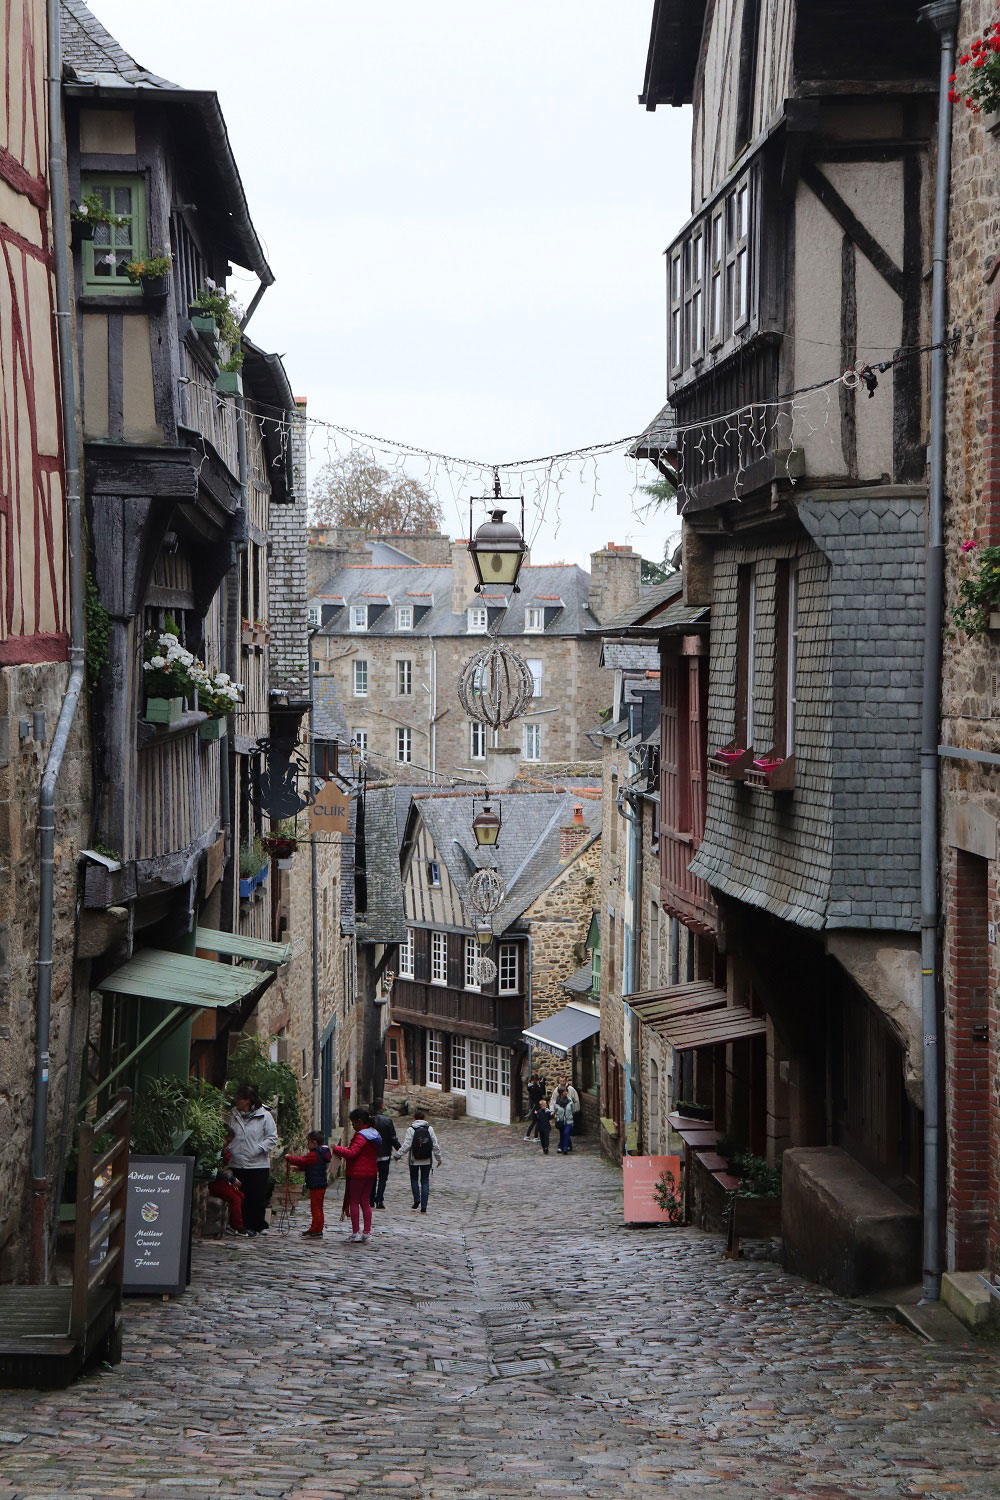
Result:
[1, 1117, 999, 1499]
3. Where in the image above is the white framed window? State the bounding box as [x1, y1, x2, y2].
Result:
[523, 722, 541, 762]
[709, 209, 724, 345]
[690, 228, 705, 359]
[431, 931, 447, 985]
[669, 248, 683, 373]
[524, 606, 544, 633]
[499, 1048, 510, 1099]
[353, 659, 368, 697]
[427, 860, 440, 887]
[499, 942, 518, 993]
[464, 936, 481, 991]
[352, 727, 368, 754]
[399, 928, 415, 978]
[731, 179, 750, 331]
[426, 1030, 443, 1088]
[470, 721, 487, 760]
[467, 606, 488, 633]
[349, 604, 367, 632]
[451, 1037, 466, 1093]
[527, 658, 542, 697]
[396, 659, 412, 696]
[307, 603, 321, 628]
[396, 726, 412, 763]
[469, 1038, 484, 1091]
[396, 605, 413, 630]
[387, 1034, 400, 1082]
[484, 1042, 498, 1095]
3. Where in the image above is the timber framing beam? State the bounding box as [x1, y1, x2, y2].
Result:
[800, 162, 904, 297]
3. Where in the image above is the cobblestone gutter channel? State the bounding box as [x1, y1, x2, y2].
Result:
[0, 1117, 998, 1498]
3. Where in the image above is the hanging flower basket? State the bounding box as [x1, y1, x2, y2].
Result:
[262, 833, 297, 861]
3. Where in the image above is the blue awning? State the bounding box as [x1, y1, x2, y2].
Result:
[522, 1003, 600, 1057]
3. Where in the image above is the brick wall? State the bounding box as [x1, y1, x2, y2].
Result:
[944, 849, 993, 1269]
[268, 400, 310, 700]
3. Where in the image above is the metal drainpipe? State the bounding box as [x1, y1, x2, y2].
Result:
[918, 0, 958, 1305]
[429, 635, 437, 782]
[30, 0, 86, 1283]
[308, 630, 320, 1128]
[524, 931, 533, 1115]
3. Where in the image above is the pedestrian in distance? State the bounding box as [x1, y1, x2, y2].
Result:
[226, 1084, 278, 1234]
[532, 1099, 554, 1155]
[549, 1078, 580, 1150]
[554, 1087, 575, 1154]
[285, 1130, 333, 1238]
[331, 1108, 382, 1242]
[395, 1110, 442, 1212]
[369, 1099, 401, 1210]
[524, 1072, 545, 1140]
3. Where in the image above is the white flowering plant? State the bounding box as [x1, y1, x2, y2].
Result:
[198, 670, 243, 720]
[143, 628, 198, 700]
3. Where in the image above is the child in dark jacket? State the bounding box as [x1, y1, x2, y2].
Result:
[532, 1102, 553, 1155]
[285, 1131, 333, 1238]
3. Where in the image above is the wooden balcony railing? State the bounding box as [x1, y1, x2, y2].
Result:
[136, 730, 220, 863]
[178, 343, 238, 477]
[391, 979, 524, 1043]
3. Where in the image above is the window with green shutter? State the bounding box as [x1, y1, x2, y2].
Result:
[80, 175, 146, 294]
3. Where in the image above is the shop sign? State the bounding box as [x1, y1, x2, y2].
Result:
[122, 1154, 195, 1296]
[309, 782, 351, 835]
[622, 1153, 682, 1224]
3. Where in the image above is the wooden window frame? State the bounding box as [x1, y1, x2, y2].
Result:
[352, 726, 367, 754]
[709, 209, 725, 348]
[396, 658, 413, 696]
[80, 174, 146, 295]
[451, 1037, 467, 1093]
[774, 560, 798, 756]
[735, 565, 756, 749]
[467, 606, 488, 634]
[727, 178, 751, 335]
[349, 604, 367, 632]
[523, 722, 541, 761]
[464, 936, 481, 991]
[686, 227, 705, 363]
[669, 247, 684, 375]
[352, 659, 368, 697]
[430, 932, 448, 985]
[426, 1030, 444, 1088]
[396, 726, 412, 763]
[470, 720, 486, 760]
[387, 1033, 400, 1083]
[399, 929, 415, 978]
[524, 606, 545, 634]
[498, 943, 519, 993]
[396, 605, 413, 630]
[527, 657, 543, 697]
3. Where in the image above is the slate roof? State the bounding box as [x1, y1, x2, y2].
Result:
[60, 1, 273, 283]
[592, 577, 683, 634]
[356, 788, 406, 945]
[599, 642, 661, 671]
[312, 562, 596, 636]
[562, 962, 595, 996]
[407, 789, 602, 934]
[312, 673, 348, 744]
[630, 400, 679, 461]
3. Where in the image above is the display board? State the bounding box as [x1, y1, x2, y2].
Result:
[622, 1153, 683, 1224]
[123, 1155, 195, 1296]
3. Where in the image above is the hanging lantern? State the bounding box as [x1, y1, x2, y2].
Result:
[471, 800, 501, 848]
[458, 638, 534, 729]
[474, 917, 494, 946]
[469, 471, 527, 594]
[475, 956, 498, 986]
[468, 866, 505, 916]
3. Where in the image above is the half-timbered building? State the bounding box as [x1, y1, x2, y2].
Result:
[636, 0, 938, 1289]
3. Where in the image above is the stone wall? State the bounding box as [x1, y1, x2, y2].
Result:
[268, 400, 310, 701]
[522, 833, 601, 1083]
[0, 660, 92, 1279]
[384, 1084, 467, 1120]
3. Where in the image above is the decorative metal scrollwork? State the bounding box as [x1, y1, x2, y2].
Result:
[458, 637, 534, 729]
[475, 956, 498, 986]
[468, 866, 505, 915]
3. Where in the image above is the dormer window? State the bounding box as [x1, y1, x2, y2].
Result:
[349, 604, 367, 632]
[467, 606, 488, 634]
[396, 605, 413, 630]
[427, 860, 441, 887]
[524, 606, 544, 633]
[307, 604, 321, 628]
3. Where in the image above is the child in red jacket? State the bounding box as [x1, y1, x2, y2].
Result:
[285, 1131, 333, 1238]
[332, 1108, 382, 1242]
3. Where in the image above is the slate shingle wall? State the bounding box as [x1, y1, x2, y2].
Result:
[690, 494, 924, 932]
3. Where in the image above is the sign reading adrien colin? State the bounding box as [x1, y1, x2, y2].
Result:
[123, 1155, 195, 1296]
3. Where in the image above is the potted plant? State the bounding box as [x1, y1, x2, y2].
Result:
[142, 617, 196, 722]
[262, 824, 298, 868]
[238, 837, 269, 899]
[675, 1100, 713, 1123]
[953, 539, 1000, 633]
[70, 191, 127, 244]
[216, 370, 243, 397]
[725, 1153, 783, 1258]
[652, 1167, 685, 1226]
[709, 742, 753, 781]
[124, 250, 172, 303]
[190, 281, 244, 371]
[949, 20, 1000, 134]
[195, 670, 242, 741]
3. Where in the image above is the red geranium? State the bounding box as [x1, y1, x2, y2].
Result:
[952, 14, 1000, 115]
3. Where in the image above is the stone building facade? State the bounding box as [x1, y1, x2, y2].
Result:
[938, 0, 1000, 1282]
[308, 532, 645, 783]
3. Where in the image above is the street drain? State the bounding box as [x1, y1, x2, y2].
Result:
[478, 1300, 533, 1313]
[470, 1150, 505, 1160]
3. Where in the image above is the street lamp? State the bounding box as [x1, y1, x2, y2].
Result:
[474, 917, 494, 947]
[469, 471, 527, 594]
[471, 800, 501, 849]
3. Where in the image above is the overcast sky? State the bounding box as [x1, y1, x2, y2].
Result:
[90, 0, 691, 565]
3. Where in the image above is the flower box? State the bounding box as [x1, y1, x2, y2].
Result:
[277, 856, 294, 871]
[215, 370, 243, 397]
[198, 717, 227, 742]
[71, 218, 95, 244]
[139, 272, 169, 304]
[744, 753, 796, 793]
[708, 744, 753, 782]
[144, 695, 185, 725]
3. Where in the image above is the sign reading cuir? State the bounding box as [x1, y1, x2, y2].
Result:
[309, 782, 351, 835]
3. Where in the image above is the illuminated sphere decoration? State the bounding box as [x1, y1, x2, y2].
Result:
[468, 866, 505, 916]
[458, 638, 534, 730]
[475, 956, 498, 986]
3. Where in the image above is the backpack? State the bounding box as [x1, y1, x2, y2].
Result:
[410, 1123, 434, 1163]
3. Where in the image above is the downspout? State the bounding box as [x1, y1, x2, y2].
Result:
[918, 0, 958, 1305]
[308, 629, 320, 1128]
[220, 387, 249, 927]
[617, 785, 642, 1151]
[429, 634, 437, 783]
[524, 931, 533, 1118]
[31, 0, 86, 1283]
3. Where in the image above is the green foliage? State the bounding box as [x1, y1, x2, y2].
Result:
[239, 837, 268, 879]
[225, 1034, 302, 1143]
[72, 191, 127, 228]
[951, 23, 1000, 116]
[193, 284, 244, 371]
[131, 1075, 229, 1179]
[182, 1079, 228, 1177]
[124, 250, 172, 284]
[731, 1152, 782, 1198]
[84, 572, 110, 693]
[653, 1168, 684, 1223]
[953, 545, 1000, 634]
[641, 557, 670, 585]
[639, 474, 677, 508]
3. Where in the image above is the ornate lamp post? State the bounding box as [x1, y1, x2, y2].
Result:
[469, 471, 527, 594]
[471, 799, 501, 849]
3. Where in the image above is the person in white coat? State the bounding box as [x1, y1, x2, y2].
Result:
[394, 1111, 443, 1213]
[548, 1079, 580, 1149]
[226, 1084, 278, 1234]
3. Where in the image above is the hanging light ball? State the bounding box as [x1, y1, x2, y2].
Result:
[475, 956, 498, 986]
[468, 866, 505, 916]
[458, 638, 534, 729]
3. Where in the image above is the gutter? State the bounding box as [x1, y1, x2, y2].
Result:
[918, 0, 959, 1305]
[31, 0, 86, 1283]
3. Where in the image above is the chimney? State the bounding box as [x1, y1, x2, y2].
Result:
[486, 744, 521, 789]
[559, 803, 588, 862]
[587, 543, 642, 626]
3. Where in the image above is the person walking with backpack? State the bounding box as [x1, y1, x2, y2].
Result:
[331, 1109, 382, 1242]
[284, 1131, 333, 1238]
[369, 1100, 401, 1211]
[553, 1087, 575, 1155]
[395, 1110, 442, 1212]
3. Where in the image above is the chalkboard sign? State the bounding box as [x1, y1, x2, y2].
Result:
[123, 1155, 195, 1296]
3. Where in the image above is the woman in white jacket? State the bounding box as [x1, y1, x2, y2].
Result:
[226, 1085, 278, 1234]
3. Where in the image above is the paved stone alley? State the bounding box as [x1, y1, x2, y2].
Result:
[1, 1117, 999, 1499]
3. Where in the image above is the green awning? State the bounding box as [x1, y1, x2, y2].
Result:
[95, 949, 269, 1006]
[195, 926, 292, 968]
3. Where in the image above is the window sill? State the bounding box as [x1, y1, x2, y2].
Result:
[744, 752, 795, 793]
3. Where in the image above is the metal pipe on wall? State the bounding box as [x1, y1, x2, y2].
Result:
[918, 0, 959, 1305]
[31, 0, 86, 1282]
[308, 630, 320, 1128]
